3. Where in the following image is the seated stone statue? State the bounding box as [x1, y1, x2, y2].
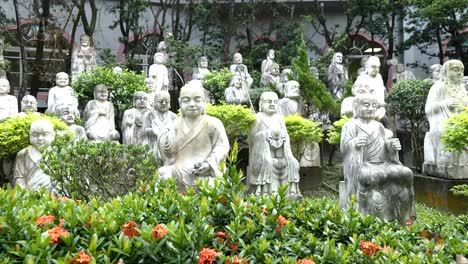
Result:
[143, 91, 177, 159]
[423, 59, 467, 179]
[18, 95, 39, 116]
[148, 52, 169, 93]
[13, 119, 56, 192]
[340, 93, 415, 223]
[393, 63, 415, 83]
[341, 78, 372, 117]
[248, 92, 301, 198]
[83, 84, 120, 142]
[424, 64, 442, 84]
[55, 104, 87, 141]
[0, 78, 18, 121]
[46, 72, 79, 116]
[225, 75, 249, 106]
[122, 91, 149, 145]
[157, 84, 229, 189]
[229, 53, 253, 90]
[261, 63, 281, 88]
[278, 81, 303, 117]
[328, 52, 348, 99]
[192, 56, 211, 80]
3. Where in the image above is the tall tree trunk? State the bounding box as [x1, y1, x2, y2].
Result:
[222, 0, 235, 65]
[12, 0, 27, 103]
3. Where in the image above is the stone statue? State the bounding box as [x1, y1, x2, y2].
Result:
[424, 64, 443, 84]
[248, 91, 301, 198]
[144, 77, 156, 109]
[71, 34, 97, 81]
[192, 56, 211, 80]
[278, 69, 294, 96]
[0, 37, 4, 64]
[260, 50, 275, 84]
[19, 95, 39, 115]
[148, 52, 169, 93]
[340, 78, 371, 118]
[328, 52, 348, 99]
[423, 59, 468, 179]
[83, 84, 120, 142]
[0, 78, 18, 121]
[340, 93, 415, 223]
[112, 66, 123, 74]
[122, 91, 149, 145]
[46, 72, 79, 116]
[310, 66, 319, 79]
[157, 84, 230, 189]
[225, 75, 249, 106]
[393, 63, 415, 83]
[355, 56, 386, 120]
[55, 104, 87, 141]
[278, 80, 303, 117]
[13, 119, 56, 192]
[357, 56, 369, 75]
[229, 53, 253, 90]
[186, 80, 212, 103]
[261, 63, 281, 87]
[143, 90, 176, 159]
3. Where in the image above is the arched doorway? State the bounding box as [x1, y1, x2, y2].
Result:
[347, 32, 388, 78]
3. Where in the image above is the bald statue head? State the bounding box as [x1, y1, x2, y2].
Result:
[30, 119, 55, 149]
[179, 83, 206, 118]
[55, 72, 69, 87]
[21, 95, 38, 113]
[440, 59, 464, 85]
[133, 91, 148, 110]
[352, 93, 380, 120]
[56, 104, 75, 125]
[284, 81, 300, 98]
[259, 91, 279, 115]
[0, 78, 10, 95]
[154, 90, 171, 112]
[365, 56, 381, 77]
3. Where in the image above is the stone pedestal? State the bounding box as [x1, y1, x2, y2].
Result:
[414, 174, 468, 214]
[299, 167, 321, 192]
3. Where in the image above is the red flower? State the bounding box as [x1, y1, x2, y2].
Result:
[69, 251, 92, 264]
[152, 224, 168, 240]
[47, 226, 69, 244]
[297, 259, 316, 264]
[121, 221, 140, 238]
[360, 240, 381, 256]
[36, 215, 55, 227]
[228, 243, 239, 254]
[276, 215, 289, 232]
[227, 256, 248, 264]
[198, 248, 220, 264]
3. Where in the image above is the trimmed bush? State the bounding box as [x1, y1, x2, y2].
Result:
[327, 115, 351, 146]
[284, 115, 323, 160]
[442, 106, 468, 153]
[203, 68, 233, 104]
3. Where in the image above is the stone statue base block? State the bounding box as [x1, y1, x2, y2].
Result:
[414, 174, 468, 215]
[423, 163, 468, 180]
[299, 167, 322, 192]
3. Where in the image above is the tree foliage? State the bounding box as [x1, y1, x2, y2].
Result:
[203, 68, 233, 104]
[284, 115, 323, 160]
[442, 107, 468, 153]
[326, 115, 351, 146]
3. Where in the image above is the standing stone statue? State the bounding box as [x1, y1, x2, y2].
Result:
[83, 84, 120, 142]
[122, 91, 149, 145]
[0, 79, 18, 121]
[46, 72, 79, 116]
[55, 104, 87, 141]
[260, 49, 275, 84]
[144, 77, 156, 109]
[393, 63, 415, 83]
[423, 59, 468, 179]
[229, 53, 253, 90]
[192, 56, 211, 80]
[424, 64, 443, 84]
[148, 52, 169, 93]
[13, 120, 56, 192]
[18, 95, 39, 116]
[278, 81, 303, 117]
[248, 92, 301, 198]
[340, 93, 415, 223]
[328, 52, 348, 99]
[143, 91, 176, 159]
[355, 56, 386, 120]
[225, 75, 249, 106]
[261, 63, 281, 87]
[157, 84, 230, 189]
[71, 34, 97, 81]
[357, 56, 369, 75]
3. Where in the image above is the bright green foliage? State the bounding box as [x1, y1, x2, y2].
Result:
[205, 103, 255, 145]
[73, 66, 147, 118]
[284, 115, 323, 160]
[0, 163, 466, 263]
[442, 107, 468, 153]
[40, 140, 159, 202]
[450, 184, 468, 197]
[293, 34, 337, 114]
[327, 116, 351, 146]
[203, 68, 233, 104]
[0, 114, 68, 159]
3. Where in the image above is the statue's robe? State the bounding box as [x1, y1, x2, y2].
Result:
[13, 146, 53, 192]
[327, 63, 348, 99]
[192, 67, 210, 80]
[71, 47, 97, 80]
[46, 86, 79, 116]
[122, 108, 148, 145]
[143, 110, 177, 158]
[0, 95, 18, 121]
[229, 64, 253, 88]
[83, 100, 118, 142]
[224, 87, 249, 105]
[278, 98, 303, 117]
[148, 64, 169, 93]
[158, 115, 229, 188]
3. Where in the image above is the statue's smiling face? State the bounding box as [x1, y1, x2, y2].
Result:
[180, 88, 205, 118]
[22, 96, 37, 112]
[56, 74, 69, 87]
[134, 93, 148, 109]
[60, 108, 75, 125]
[155, 93, 171, 112]
[30, 122, 55, 149]
[0, 79, 9, 94]
[94, 85, 108, 101]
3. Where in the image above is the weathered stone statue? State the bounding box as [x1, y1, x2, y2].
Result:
[55, 104, 87, 141]
[355, 56, 386, 120]
[340, 93, 415, 223]
[46, 72, 79, 116]
[13, 119, 56, 192]
[148, 52, 169, 93]
[393, 63, 415, 83]
[260, 49, 276, 84]
[192, 56, 211, 80]
[71, 34, 97, 81]
[144, 77, 156, 109]
[248, 92, 301, 198]
[278, 81, 303, 117]
[261, 63, 281, 87]
[310, 66, 319, 79]
[0, 37, 4, 64]
[357, 56, 369, 75]
[340, 78, 371, 118]
[424, 64, 443, 84]
[157, 84, 229, 189]
[225, 75, 249, 106]
[19, 95, 39, 115]
[83, 84, 120, 142]
[278, 69, 294, 96]
[0, 78, 18, 121]
[122, 91, 149, 145]
[423, 60, 468, 179]
[328, 52, 348, 99]
[229, 53, 253, 90]
[143, 90, 176, 159]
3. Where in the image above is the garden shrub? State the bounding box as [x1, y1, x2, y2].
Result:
[284, 115, 323, 160]
[450, 184, 468, 197]
[327, 115, 351, 146]
[203, 68, 233, 104]
[40, 140, 159, 201]
[442, 106, 468, 153]
[0, 114, 69, 159]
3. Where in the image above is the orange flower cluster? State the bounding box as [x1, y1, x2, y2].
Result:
[276, 215, 289, 232]
[152, 224, 168, 240]
[216, 231, 227, 243]
[297, 258, 316, 264]
[360, 240, 381, 256]
[227, 256, 248, 264]
[198, 248, 220, 264]
[69, 251, 92, 264]
[36, 215, 55, 227]
[121, 221, 140, 238]
[47, 226, 69, 244]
